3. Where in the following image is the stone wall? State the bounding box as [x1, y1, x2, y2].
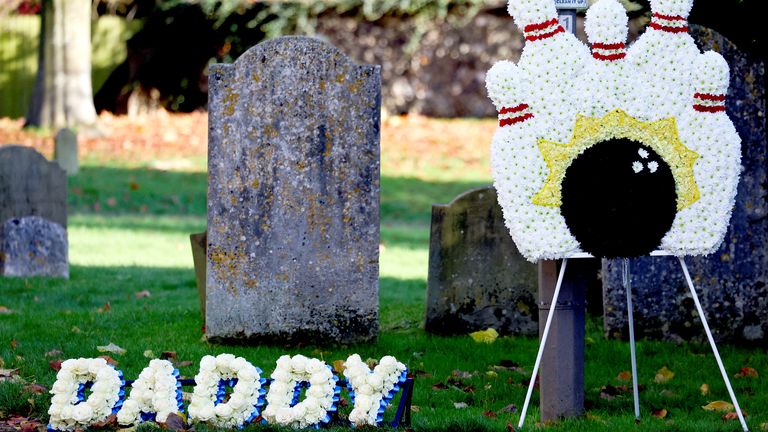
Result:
[315, 8, 649, 117]
[315, 9, 521, 117]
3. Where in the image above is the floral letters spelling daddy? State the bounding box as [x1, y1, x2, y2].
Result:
[48, 354, 408, 431]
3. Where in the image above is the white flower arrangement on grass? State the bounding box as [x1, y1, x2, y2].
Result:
[343, 354, 408, 426]
[486, 0, 742, 260]
[187, 354, 267, 428]
[261, 354, 340, 428]
[48, 358, 125, 432]
[48, 353, 411, 430]
[116, 359, 183, 425]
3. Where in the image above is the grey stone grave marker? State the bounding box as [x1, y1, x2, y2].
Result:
[425, 186, 538, 335]
[205, 36, 381, 344]
[1, 216, 68, 278]
[602, 27, 767, 343]
[54, 128, 79, 176]
[0, 145, 68, 278]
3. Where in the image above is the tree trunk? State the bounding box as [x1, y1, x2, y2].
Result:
[26, 0, 97, 129]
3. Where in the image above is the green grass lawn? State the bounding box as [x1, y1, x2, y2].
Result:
[1, 159, 766, 431]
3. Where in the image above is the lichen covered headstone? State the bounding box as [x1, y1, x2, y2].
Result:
[205, 36, 381, 344]
[602, 27, 767, 343]
[1, 216, 68, 278]
[0, 145, 68, 278]
[425, 187, 538, 335]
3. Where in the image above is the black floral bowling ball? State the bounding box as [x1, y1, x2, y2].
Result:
[560, 138, 677, 258]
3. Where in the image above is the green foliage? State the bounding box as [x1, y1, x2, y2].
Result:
[251, 0, 487, 40]
[155, 0, 249, 27]
[133, 0, 488, 54]
[0, 14, 132, 118]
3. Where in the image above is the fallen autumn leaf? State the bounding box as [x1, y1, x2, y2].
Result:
[332, 360, 345, 374]
[44, 349, 63, 358]
[735, 366, 758, 379]
[702, 400, 734, 412]
[723, 411, 746, 421]
[97, 342, 127, 356]
[469, 328, 499, 344]
[654, 366, 675, 384]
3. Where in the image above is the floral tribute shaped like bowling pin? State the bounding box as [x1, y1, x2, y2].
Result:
[660, 51, 742, 255]
[578, 0, 638, 118]
[508, 0, 589, 143]
[627, 0, 699, 121]
[487, 0, 742, 261]
[487, 61, 581, 260]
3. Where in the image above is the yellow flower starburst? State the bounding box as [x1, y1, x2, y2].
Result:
[532, 109, 700, 211]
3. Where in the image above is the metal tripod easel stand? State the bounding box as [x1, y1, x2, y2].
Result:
[517, 251, 749, 432]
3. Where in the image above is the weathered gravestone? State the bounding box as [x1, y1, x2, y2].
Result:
[54, 128, 79, 176]
[0, 145, 68, 278]
[1, 216, 68, 278]
[205, 36, 381, 344]
[603, 26, 767, 343]
[425, 187, 538, 335]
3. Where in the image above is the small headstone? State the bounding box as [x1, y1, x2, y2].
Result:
[54, 128, 79, 176]
[425, 187, 538, 335]
[602, 26, 767, 343]
[0, 145, 67, 229]
[1, 216, 68, 278]
[205, 36, 381, 344]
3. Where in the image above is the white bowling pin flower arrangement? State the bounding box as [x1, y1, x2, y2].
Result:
[661, 51, 742, 255]
[626, 0, 698, 120]
[579, 0, 637, 117]
[487, 0, 742, 261]
[509, 0, 590, 143]
[486, 61, 580, 261]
